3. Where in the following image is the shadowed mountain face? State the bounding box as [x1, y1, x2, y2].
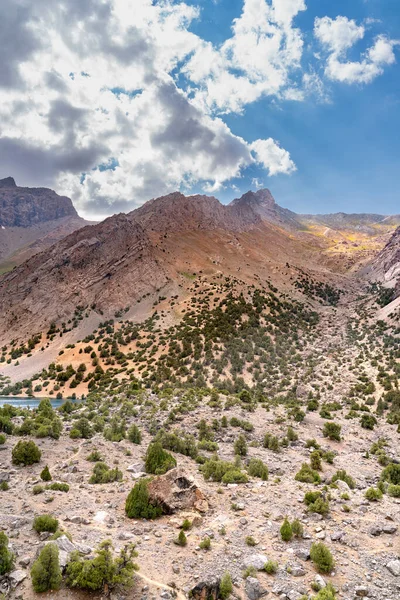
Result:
[0, 177, 77, 227]
[0, 177, 90, 269]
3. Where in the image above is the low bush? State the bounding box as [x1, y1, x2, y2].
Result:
[247, 458, 268, 480]
[31, 543, 62, 592]
[33, 515, 59, 533]
[331, 469, 355, 489]
[145, 442, 176, 475]
[125, 479, 163, 519]
[12, 440, 41, 466]
[0, 531, 14, 575]
[323, 422, 341, 441]
[295, 463, 321, 484]
[89, 462, 123, 484]
[310, 542, 334, 574]
[364, 487, 382, 501]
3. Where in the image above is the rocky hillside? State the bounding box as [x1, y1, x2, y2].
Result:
[365, 226, 400, 304]
[0, 214, 168, 343]
[0, 177, 90, 270]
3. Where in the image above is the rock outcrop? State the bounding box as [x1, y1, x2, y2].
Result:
[0, 177, 78, 227]
[147, 468, 208, 514]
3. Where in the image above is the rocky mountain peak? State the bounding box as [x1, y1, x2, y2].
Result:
[0, 180, 78, 227]
[0, 176, 17, 188]
[233, 188, 276, 207]
[131, 190, 261, 233]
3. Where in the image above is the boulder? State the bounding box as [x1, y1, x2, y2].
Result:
[191, 579, 219, 600]
[147, 468, 208, 513]
[386, 559, 400, 577]
[243, 554, 269, 571]
[245, 577, 267, 600]
[9, 570, 27, 588]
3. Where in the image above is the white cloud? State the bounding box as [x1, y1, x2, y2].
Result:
[0, 0, 299, 218]
[314, 15, 398, 84]
[183, 0, 307, 114]
[314, 16, 365, 54]
[250, 138, 297, 176]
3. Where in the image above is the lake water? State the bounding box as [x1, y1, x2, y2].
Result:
[0, 396, 79, 409]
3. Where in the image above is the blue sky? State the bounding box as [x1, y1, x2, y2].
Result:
[184, 0, 400, 214]
[0, 0, 399, 217]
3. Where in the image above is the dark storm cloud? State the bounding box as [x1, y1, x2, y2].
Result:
[152, 83, 252, 170]
[0, 137, 107, 188]
[47, 99, 90, 135]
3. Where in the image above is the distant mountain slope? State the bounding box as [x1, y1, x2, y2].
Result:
[0, 176, 91, 270]
[367, 226, 400, 290]
[298, 211, 400, 235]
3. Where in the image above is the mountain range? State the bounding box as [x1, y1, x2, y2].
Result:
[0, 177, 399, 388]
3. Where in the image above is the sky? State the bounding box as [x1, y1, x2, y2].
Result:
[0, 0, 399, 219]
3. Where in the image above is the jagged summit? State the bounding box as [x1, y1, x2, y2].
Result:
[230, 188, 302, 230]
[130, 190, 261, 232]
[0, 176, 17, 188]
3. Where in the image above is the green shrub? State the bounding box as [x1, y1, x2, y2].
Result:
[0, 433, 6, 444]
[304, 491, 330, 515]
[66, 540, 138, 593]
[174, 530, 187, 546]
[310, 542, 334, 574]
[202, 458, 248, 484]
[0, 481, 9, 491]
[264, 560, 278, 574]
[247, 458, 268, 480]
[31, 543, 62, 592]
[331, 469, 355, 489]
[291, 519, 304, 537]
[310, 450, 322, 471]
[33, 515, 59, 534]
[365, 487, 382, 501]
[87, 449, 103, 462]
[145, 442, 176, 475]
[263, 433, 280, 452]
[12, 440, 41, 466]
[33, 485, 45, 495]
[314, 584, 336, 599]
[234, 434, 248, 456]
[199, 536, 211, 550]
[0, 416, 13, 434]
[388, 484, 400, 497]
[295, 463, 321, 484]
[322, 422, 341, 441]
[128, 424, 142, 444]
[381, 463, 400, 486]
[245, 536, 256, 546]
[182, 519, 192, 531]
[0, 532, 14, 575]
[280, 517, 293, 542]
[69, 417, 93, 439]
[125, 479, 163, 519]
[361, 414, 377, 430]
[219, 572, 233, 599]
[40, 465, 52, 482]
[89, 462, 123, 484]
[221, 469, 249, 484]
[46, 482, 70, 493]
